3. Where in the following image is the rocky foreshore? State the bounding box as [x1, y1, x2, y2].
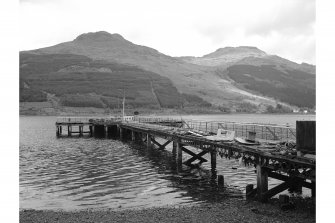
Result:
[20, 198, 315, 223]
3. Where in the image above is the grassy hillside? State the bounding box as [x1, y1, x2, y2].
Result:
[227, 65, 315, 108]
[20, 53, 205, 109]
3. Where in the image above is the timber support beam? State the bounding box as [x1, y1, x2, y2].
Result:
[151, 138, 172, 150]
[182, 146, 208, 166]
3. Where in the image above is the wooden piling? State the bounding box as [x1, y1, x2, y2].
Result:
[89, 125, 93, 137]
[68, 125, 72, 137]
[131, 131, 135, 141]
[79, 125, 83, 137]
[172, 141, 177, 157]
[56, 126, 60, 137]
[176, 139, 182, 167]
[119, 127, 123, 140]
[256, 164, 268, 202]
[104, 126, 108, 138]
[59, 126, 62, 135]
[288, 178, 302, 193]
[210, 149, 217, 176]
[146, 134, 152, 148]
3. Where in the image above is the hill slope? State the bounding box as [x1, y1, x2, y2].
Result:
[20, 53, 210, 111]
[20, 31, 315, 113]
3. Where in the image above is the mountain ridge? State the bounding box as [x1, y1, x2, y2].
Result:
[20, 31, 315, 113]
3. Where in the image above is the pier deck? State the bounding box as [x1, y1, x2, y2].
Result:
[55, 117, 315, 202]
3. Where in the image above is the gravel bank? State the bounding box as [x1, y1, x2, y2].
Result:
[20, 198, 315, 223]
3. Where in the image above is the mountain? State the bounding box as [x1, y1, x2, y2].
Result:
[178, 46, 315, 74]
[178, 46, 267, 67]
[20, 31, 315, 114]
[178, 46, 315, 109]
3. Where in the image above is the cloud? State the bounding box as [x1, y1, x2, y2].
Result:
[19, 0, 315, 64]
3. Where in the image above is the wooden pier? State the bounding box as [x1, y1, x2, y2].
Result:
[56, 117, 315, 202]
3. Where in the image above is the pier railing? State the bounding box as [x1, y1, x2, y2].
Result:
[56, 117, 296, 142]
[56, 117, 97, 123]
[182, 120, 296, 142]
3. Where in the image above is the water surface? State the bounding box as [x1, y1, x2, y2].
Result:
[20, 114, 315, 210]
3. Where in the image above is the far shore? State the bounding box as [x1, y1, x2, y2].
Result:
[19, 107, 315, 117]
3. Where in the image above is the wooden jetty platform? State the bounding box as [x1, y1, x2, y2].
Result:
[56, 116, 315, 202]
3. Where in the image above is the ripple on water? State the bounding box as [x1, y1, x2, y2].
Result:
[20, 116, 310, 210]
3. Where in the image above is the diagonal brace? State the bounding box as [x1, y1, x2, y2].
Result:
[151, 138, 172, 150]
[261, 181, 290, 201]
[182, 147, 208, 165]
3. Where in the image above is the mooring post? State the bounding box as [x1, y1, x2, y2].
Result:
[146, 133, 152, 149]
[218, 175, 224, 187]
[68, 125, 72, 137]
[210, 148, 217, 177]
[246, 184, 254, 199]
[176, 138, 182, 167]
[256, 164, 268, 202]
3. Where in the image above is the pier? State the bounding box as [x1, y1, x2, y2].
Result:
[56, 116, 315, 202]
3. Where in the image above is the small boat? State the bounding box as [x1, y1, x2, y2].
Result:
[187, 130, 204, 137]
[204, 129, 235, 141]
[234, 137, 260, 145]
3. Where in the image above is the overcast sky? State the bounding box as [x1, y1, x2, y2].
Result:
[20, 0, 315, 64]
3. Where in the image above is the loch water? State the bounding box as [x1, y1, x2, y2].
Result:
[20, 114, 315, 210]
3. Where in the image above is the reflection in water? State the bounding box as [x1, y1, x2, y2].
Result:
[20, 116, 310, 210]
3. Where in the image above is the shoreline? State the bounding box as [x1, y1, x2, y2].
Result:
[20, 198, 315, 223]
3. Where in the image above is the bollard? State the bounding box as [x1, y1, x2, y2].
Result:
[218, 175, 224, 187]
